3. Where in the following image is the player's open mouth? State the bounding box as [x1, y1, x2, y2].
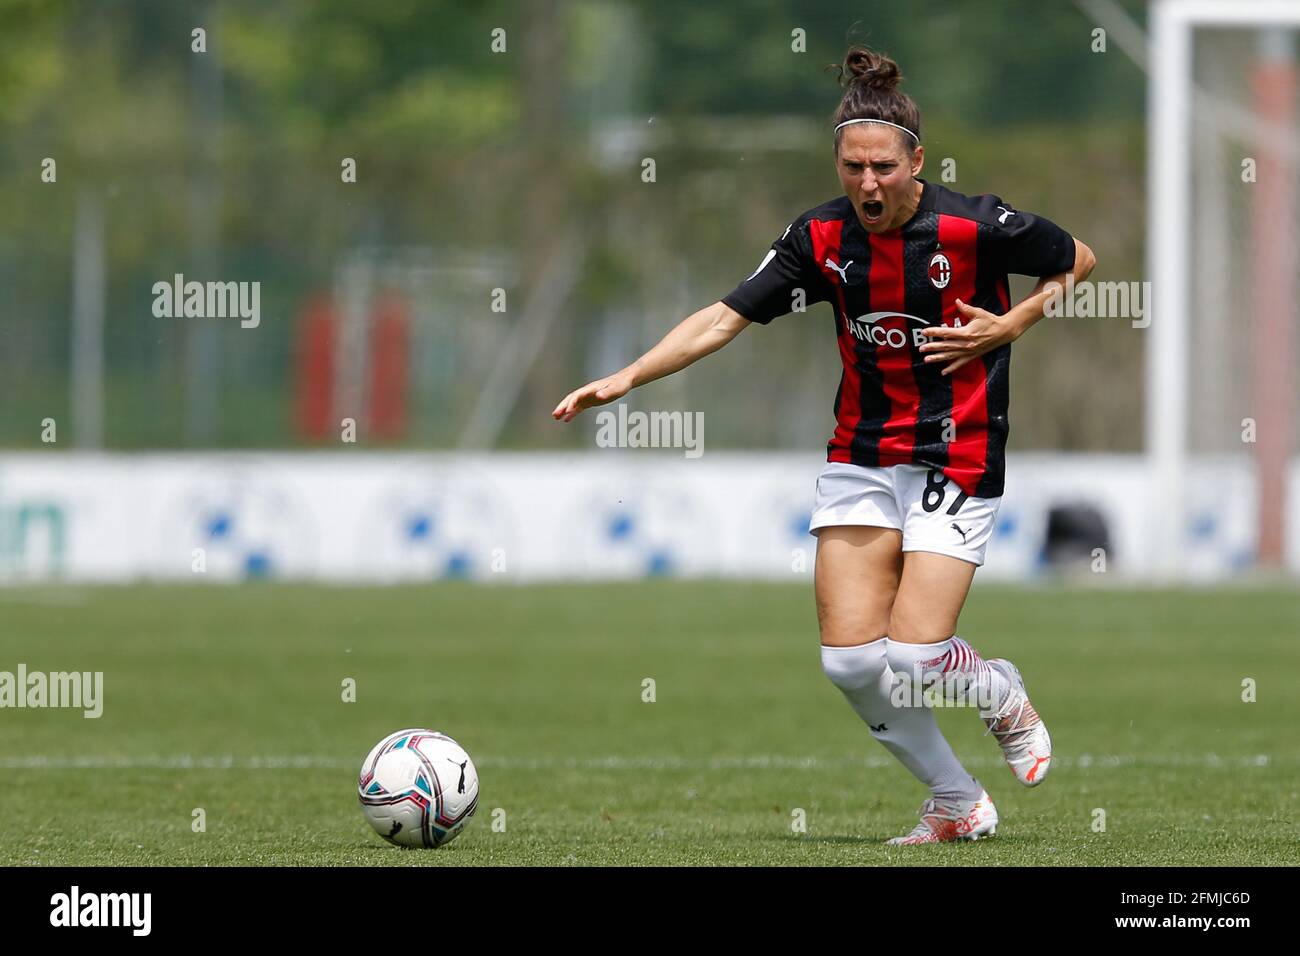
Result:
[863, 200, 884, 223]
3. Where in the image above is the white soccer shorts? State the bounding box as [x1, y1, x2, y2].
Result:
[809, 461, 1002, 566]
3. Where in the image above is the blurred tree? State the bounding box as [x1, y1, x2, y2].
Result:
[0, 0, 1149, 452]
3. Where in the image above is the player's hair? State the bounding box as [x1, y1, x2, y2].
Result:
[828, 47, 922, 154]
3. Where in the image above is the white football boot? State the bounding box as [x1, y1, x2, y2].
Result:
[982, 659, 1052, 787]
[885, 789, 998, 845]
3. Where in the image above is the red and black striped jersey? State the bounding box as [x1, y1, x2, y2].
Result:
[722, 179, 1075, 498]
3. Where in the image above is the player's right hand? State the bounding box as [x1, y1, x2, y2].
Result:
[552, 373, 632, 422]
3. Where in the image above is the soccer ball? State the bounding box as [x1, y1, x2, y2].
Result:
[358, 728, 479, 848]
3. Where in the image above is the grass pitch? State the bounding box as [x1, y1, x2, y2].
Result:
[0, 581, 1297, 866]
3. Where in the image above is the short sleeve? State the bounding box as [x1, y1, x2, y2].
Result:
[721, 219, 827, 325]
[991, 200, 1076, 278]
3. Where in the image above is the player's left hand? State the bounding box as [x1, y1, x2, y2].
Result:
[917, 299, 1018, 376]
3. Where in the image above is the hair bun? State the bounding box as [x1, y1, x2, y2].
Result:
[828, 45, 921, 148]
[842, 47, 902, 92]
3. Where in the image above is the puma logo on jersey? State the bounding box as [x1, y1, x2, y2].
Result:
[952, 523, 969, 543]
[869, 723, 888, 733]
[824, 257, 854, 282]
[997, 206, 1015, 224]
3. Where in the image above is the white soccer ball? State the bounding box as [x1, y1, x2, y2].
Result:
[358, 728, 480, 848]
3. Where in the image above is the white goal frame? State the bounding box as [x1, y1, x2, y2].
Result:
[1147, 0, 1300, 578]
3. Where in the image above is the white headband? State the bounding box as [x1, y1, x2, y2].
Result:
[834, 118, 920, 144]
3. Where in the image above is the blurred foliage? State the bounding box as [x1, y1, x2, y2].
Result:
[0, 0, 1149, 451]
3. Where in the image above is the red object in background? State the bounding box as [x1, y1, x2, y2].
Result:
[295, 294, 337, 441]
[368, 292, 410, 440]
[1250, 55, 1297, 567]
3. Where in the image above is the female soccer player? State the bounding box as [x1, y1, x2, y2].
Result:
[552, 47, 1096, 844]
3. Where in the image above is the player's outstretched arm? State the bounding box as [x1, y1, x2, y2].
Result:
[551, 300, 750, 422]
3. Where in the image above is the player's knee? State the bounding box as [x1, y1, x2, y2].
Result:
[820, 638, 888, 691]
[817, 610, 888, 651]
[816, 589, 889, 647]
[887, 606, 947, 646]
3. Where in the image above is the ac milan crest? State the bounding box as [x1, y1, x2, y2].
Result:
[928, 251, 952, 290]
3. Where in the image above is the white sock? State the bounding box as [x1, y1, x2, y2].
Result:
[885, 635, 1013, 718]
[821, 640, 983, 801]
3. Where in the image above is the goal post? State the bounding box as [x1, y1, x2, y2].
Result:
[1147, 0, 1299, 578]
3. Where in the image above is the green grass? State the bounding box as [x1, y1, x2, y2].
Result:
[0, 582, 1297, 866]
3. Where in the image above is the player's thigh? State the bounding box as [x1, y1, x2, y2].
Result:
[889, 550, 978, 644]
[813, 525, 903, 646]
